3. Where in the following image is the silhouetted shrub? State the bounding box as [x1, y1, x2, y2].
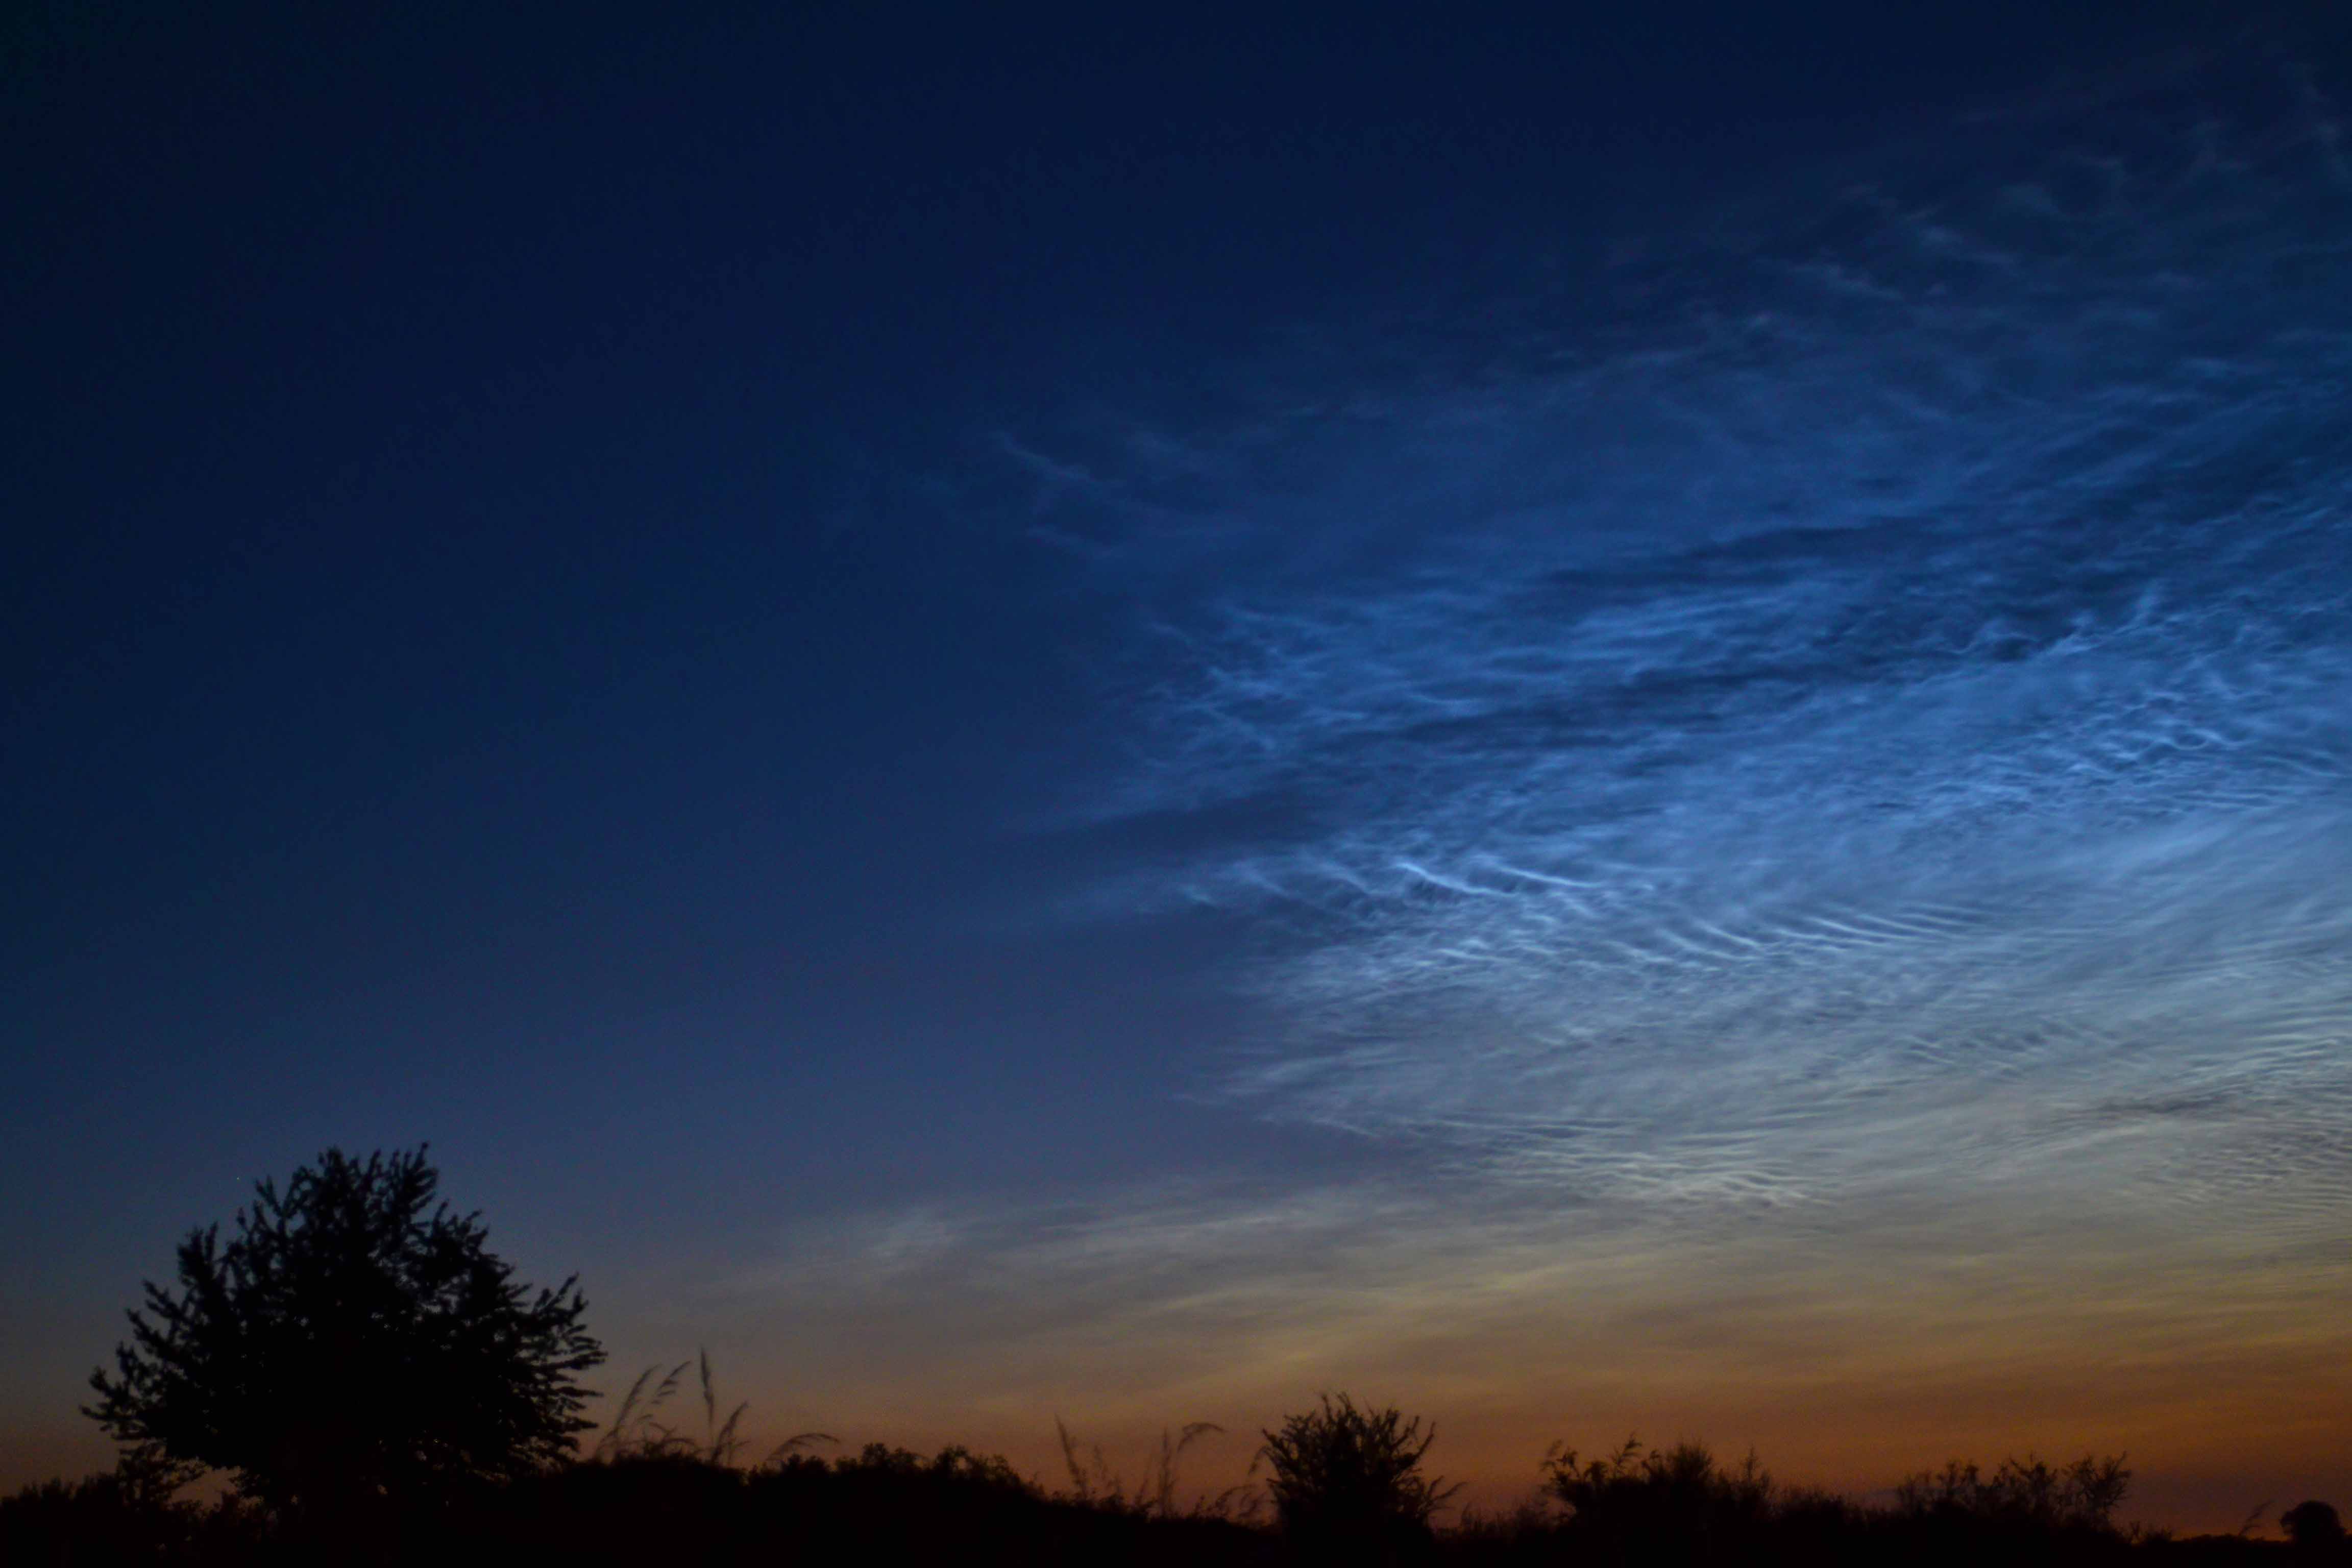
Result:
[1262, 1394, 1460, 1564]
[0, 1464, 186, 1566]
[1541, 1436, 1775, 1564]
[83, 1145, 603, 1549]
[0, 1447, 273, 1568]
[2283, 1500, 2347, 1553]
[1893, 1453, 2133, 1532]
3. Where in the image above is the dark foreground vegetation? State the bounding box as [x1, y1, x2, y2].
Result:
[8, 1148, 2343, 1566]
[10, 1423, 2347, 1568]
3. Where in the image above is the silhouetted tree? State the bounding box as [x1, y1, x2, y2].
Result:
[2284, 1500, 2347, 1551]
[1260, 1393, 1457, 1565]
[84, 1145, 603, 1539]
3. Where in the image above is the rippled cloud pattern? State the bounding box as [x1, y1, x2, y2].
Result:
[1027, 63, 2352, 1262]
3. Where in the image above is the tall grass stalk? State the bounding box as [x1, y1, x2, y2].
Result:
[593, 1350, 830, 1468]
[1054, 1418, 1263, 1522]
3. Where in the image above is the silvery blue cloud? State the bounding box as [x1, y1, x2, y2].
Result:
[1009, 57, 2352, 1262]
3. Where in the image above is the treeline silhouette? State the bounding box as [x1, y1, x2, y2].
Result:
[10, 1407, 2347, 1567]
[8, 1147, 2343, 1566]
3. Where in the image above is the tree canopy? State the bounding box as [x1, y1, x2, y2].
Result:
[85, 1146, 603, 1528]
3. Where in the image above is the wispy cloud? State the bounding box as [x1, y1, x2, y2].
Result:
[590, 55, 2352, 1530]
[1009, 59, 2352, 1251]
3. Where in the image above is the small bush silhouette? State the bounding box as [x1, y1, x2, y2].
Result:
[1261, 1393, 1459, 1563]
[83, 1145, 603, 1543]
[2283, 1500, 2347, 1551]
[1542, 1435, 1776, 1562]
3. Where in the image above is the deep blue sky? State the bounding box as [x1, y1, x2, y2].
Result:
[7, 0, 2349, 1525]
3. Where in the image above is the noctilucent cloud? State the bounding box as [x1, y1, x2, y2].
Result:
[5, 5, 2346, 1529]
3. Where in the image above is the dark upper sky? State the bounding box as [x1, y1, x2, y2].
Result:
[7, 0, 2348, 1525]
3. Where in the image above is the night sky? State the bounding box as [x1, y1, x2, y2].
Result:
[7, 1, 2349, 1528]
